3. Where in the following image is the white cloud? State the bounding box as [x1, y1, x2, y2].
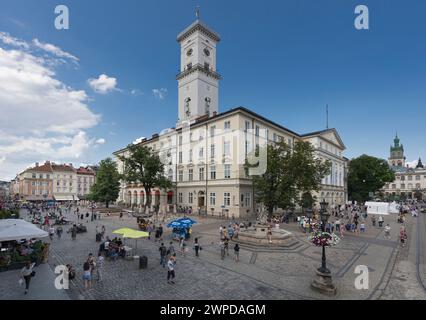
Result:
[132, 137, 146, 145]
[152, 88, 167, 100]
[88, 74, 118, 94]
[33, 38, 79, 63]
[0, 37, 100, 180]
[0, 31, 30, 49]
[95, 138, 106, 145]
[406, 160, 418, 168]
[130, 88, 143, 96]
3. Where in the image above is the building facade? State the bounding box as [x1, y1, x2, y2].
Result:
[11, 162, 96, 202]
[76, 167, 96, 199]
[382, 135, 426, 201]
[114, 16, 348, 218]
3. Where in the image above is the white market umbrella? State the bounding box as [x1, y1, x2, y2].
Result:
[0, 219, 49, 242]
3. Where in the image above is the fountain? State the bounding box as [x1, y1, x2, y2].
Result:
[236, 211, 295, 247]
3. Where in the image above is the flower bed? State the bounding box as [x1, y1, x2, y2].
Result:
[308, 231, 340, 247]
[0, 241, 48, 272]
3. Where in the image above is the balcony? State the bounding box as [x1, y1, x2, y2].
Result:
[176, 63, 222, 80]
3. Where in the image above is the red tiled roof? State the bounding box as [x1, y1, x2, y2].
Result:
[76, 167, 95, 175]
[25, 162, 53, 173]
[51, 164, 75, 172]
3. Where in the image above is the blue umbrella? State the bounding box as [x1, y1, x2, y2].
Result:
[167, 221, 184, 228]
[177, 218, 198, 225]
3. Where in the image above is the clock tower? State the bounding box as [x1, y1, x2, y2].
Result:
[176, 13, 221, 125]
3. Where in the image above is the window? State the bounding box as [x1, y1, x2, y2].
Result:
[168, 169, 173, 181]
[57, 181, 60, 186]
[255, 125, 260, 137]
[245, 193, 251, 207]
[46, 174, 50, 179]
[401, 184, 405, 189]
[408, 183, 413, 190]
[224, 141, 230, 156]
[179, 151, 183, 164]
[32, 173, 36, 178]
[210, 193, 216, 206]
[408, 176, 413, 181]
[224, 164, 231, 179]
[32, 181, 35, 186]
[273, 133, 277, 142]
[210, 144, 215, 158]
[224, 192, 231, 206]
[245, 121, 250, 132]
[401, 176, 405, 181]
[178, 193, 183, 203]
[416, 183, 421, 189]
[189, 192, 193, 204]
[199, 147, 204, 158]
[416, 175, 421, 181]
[210, 125, 215, 137]
[189, 169, 193, 181]
[32, 190, 35, 195]
[224, 121, 231, 131]
[39, 174, 43, 179]
[210, 165, 216, 179]
[179, 170, 183, 182]
[199, 167, 205, 180]
[179, 135, 183, 145]
[189, 149, 193, 162]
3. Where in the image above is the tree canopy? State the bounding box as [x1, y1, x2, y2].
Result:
[249, 140, 331, 216]
[118, 144, 172, 212]
[348, 155, 395, 203]
[88, 158, 121, 208]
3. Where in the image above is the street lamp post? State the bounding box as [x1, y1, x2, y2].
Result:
[311, 199, 337, 296]
[91, 202, 94, 222]
[318, 200, 330, 274]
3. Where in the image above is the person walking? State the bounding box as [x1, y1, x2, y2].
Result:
[56, 226, 63, 239]
[167, 241, 175, 258]
[49, 225, 55, 241]
[224, 238, 229, 256]
[96, 252, 104, 282]
[234, 243, 240, 262]
[179, 237, 184, 256]
[167, 254, 176, 284]
[20, 261, 35, 295]
[82, 261, 92, 290]
[159, 224, 164, 241]
[159, 243, 167, 268]
[194, 238, 200, 257]
[71, 224, 77, 240]
[220, 240, 225, 260]
[384, 224, 391, 240]
[400, 226, 408, 247]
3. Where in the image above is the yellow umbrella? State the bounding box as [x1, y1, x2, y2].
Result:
[112, 228, 149, 256]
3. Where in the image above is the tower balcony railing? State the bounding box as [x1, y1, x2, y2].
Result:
[176, 64, 222, 80]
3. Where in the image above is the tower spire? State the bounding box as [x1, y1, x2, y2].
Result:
[326, 104, 329, 129]
[196, 5, 200, 19]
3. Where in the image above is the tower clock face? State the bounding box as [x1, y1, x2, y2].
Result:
[204, 48, 210, 56]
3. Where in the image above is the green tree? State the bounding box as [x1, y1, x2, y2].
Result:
[348, 155, 395, 203]
[249, 141, 331, 217]
[88, 158, 121, 208]
[118, 144, 172, 213]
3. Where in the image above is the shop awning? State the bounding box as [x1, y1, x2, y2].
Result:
[0, 219, 49, 241]
[25, 196, 55, 202]
[55, 195, 79, 201]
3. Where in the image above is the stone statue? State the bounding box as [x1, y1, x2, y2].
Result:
[185, 97, 191, 117]
[205, 97, 211, 115]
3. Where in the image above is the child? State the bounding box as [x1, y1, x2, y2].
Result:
[360, 223, 366, 233]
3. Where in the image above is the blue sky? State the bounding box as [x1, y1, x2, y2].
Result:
[0, 0, 425, 179]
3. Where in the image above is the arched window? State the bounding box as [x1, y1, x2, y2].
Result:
[168, 169, 173, 181]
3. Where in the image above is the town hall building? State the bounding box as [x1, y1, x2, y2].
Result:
[113, 14, 348, 218]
